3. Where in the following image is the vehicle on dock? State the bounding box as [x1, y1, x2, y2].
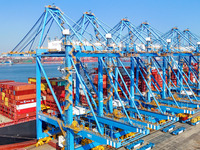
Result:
[125, 140, 144, 150]
[177, 113, 192, 123]
[171, 127, 186, 135]
[137, 142, 155, 150]
[190, 116, 200, 125]
[162, 124, 176, 133]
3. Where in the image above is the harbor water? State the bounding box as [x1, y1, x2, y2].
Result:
[0, 62, 98, 83]
[0, 64, 63, 82]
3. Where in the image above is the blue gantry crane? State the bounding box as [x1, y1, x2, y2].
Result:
[162, 27, 196, 52]
[5, 4, 200, 150]
[35, 5, 151, 150]
[183, 28, 200, 47]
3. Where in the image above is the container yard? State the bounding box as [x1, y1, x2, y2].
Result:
[1, 2, 200, 150]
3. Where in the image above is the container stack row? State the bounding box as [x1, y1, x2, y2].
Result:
[91, 63, 198, 95]
[0, 80, 36, 121]
[28, 77, 68, 113]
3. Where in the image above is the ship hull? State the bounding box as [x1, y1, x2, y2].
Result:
[0, 120, 36, 145]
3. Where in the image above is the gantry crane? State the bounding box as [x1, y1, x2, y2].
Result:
[6, 5, 200, 150]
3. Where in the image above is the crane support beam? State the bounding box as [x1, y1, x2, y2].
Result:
[127, 108, 175, 120]
[86, 116, 150, 135]
[157, 99, 200, 109]
[38, 113, 121, 148]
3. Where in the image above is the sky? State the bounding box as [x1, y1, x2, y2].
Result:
[0, 0, 200, 53]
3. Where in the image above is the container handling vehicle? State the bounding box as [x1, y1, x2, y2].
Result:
[190, 116, 200, 125]
[162, 125, 176, 133]
[137, 143, 155, 150]
[125, 140, 144, 150]
[171, 127, 186, 135]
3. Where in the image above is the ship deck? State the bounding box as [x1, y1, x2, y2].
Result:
[0, 114, 12, 123]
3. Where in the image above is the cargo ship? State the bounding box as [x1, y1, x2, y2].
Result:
[80, 57, 131, 63]
[0, 60, 13, 65]
[0, 80, 36, 145]
[0, 77, 68, 149]
[81, 57, 98, 62]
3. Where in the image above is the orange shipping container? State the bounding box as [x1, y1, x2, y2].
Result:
[13, 94, 36, 100]
[1, 82, 26, 90]
[13, 111, 36, 120]
[14, 84, 36, 91]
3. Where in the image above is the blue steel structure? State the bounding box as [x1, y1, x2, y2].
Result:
[137, 22, 167, 51]
[109, 19, 200, 116]
[5, 5, 200, 150]
[162, 27, 196, 51]
[183, 29, 200, 46]
[35, 6, 151, 150]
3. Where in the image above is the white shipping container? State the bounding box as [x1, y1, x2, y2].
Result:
[16, 102, 36, 110]
[58, 135, 65, 148]
[73, 106, 87, 115]
[48, 40, 63, 51]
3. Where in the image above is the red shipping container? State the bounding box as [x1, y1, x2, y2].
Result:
[0, 80, 15, 88]
[52, 85, 65, 91]
[6, 82, 25, 89]
[0, 80, 15, 83]
[42, 90, 47, 95]
[3, 82, 26, 90]
[3, 82, 34, 91]
[10, 89, 36, 96]
[5, 89, 9, 94]
[16, 107, 36, 114]
[60, 91, 65, 98]
[30, 82, 36, 85]
[13, 111, 36, 120]
[13, 94, 36, 100]
[46, 94, 63, 102]
[190, 72, 195, 83]
[47, 86, 65, 94]
[46, 94, 54, 102]
[80, 95, 89, 106]
[11, 98, 36, 105]
[5, 93, 10, 98]
[0, 83, 9, 89]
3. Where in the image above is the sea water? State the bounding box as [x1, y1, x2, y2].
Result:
[0, 62, 98, 83]
[0, 64, 63, 82]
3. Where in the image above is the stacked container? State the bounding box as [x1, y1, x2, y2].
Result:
[93, 74, 107, 94]
[46, 79, 66, 112]
[117, 75, 131, 98]
[191, 63, 198, 83]
[151, 69, 158, 91]
[171, 69, 178, 86]
[0, 80, 36, 121]
[28, 77, 68, 113]
[79, 90, 89, 107]
[190, 72, 195, 83]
